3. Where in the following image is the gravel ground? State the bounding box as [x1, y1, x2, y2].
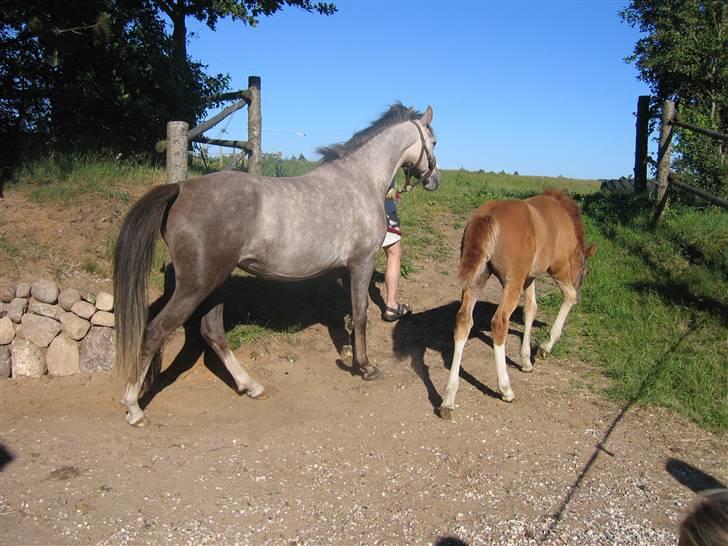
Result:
[1, 316, 725, 546]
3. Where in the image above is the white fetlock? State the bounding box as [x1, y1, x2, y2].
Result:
[521, 356, 533, 373]
[501, 388, 515, 403]
[245, 382, 267, 400]
[126, 411, 149, 427]
[439, 406, 455, 421]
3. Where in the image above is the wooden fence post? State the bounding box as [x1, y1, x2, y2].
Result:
[166, 121, 189, 184]
[634, 95, 650, 192]
[656, 100, 675, 203]
[247, 76, 262, 175]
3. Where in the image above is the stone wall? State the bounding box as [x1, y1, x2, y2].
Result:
[0, 280, 115, 378]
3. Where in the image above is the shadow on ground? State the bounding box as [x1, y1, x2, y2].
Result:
[666, 458, 726, 492]
[391, 299, 542, 413]
[141, 271, 354, 409]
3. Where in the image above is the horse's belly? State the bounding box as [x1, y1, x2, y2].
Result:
[238, 257, 340, 282]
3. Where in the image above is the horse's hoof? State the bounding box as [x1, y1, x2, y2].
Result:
[439, 406, 454, 420]
[128, 415, 150, 427]
[537, 346, 549, 359]
[247, 386, 268, 400]
[521, 364, 534, 373]
[362, 366, 382, 381]
[501, 390, 515, 403]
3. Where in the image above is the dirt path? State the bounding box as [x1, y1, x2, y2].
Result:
[1, 192, 726, 545]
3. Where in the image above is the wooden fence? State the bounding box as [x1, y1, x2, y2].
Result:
[633, 95, 728, 222]
[155, 75, 262, 183]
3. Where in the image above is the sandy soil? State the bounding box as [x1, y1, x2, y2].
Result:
[0, 190, 726, 545]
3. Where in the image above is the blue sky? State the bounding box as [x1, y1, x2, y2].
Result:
[186, 0, 651, 180]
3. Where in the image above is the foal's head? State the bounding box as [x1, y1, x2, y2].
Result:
[573, 243, 597, 300]
[544, 188, 597, 300]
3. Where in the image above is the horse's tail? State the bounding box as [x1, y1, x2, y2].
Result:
[113, 183, 180, 386]
[458, 212, 499, 287]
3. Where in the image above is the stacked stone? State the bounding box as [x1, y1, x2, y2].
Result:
[0, 280, 116, 379]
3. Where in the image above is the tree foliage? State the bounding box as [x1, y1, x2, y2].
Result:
[620, 0, 727, 197]
[0, 0, 335, 176]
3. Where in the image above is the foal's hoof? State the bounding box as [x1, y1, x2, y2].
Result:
[501, 390, 516, 403]
[361, 366, 382, 381]
[246, 385, 268, 400]
[521, 363, 534, 373]
[439, 406, 454, 421]
[537, 346, 549, 359]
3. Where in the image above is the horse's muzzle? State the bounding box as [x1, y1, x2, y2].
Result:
[423, 168, 442, 191]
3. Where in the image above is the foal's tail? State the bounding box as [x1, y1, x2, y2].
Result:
[459, 213, 499, 287]
[113, 183, 180, 385]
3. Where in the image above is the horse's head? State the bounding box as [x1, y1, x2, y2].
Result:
[574, 244, 597, 302]
[403, 106, 441, 191]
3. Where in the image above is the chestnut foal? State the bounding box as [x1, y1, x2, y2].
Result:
[441, 189, 595, 419]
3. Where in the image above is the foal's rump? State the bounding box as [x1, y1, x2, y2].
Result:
[458, 199, 537, 287]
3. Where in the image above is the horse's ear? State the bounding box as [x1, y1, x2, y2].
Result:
[421, 105, 433, 125]
[585, 244, 597, 258]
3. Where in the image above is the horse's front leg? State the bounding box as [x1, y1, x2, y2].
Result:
[348, 258, 381, 380]
[520, 280, 537, 372]
[538, 282, 577, 358]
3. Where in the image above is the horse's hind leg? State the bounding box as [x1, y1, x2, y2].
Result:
[538, 282, 577, 358]
[200, 298, 266, 399]
[441, 287, 479, 420]
[519, 280, 537, 372]
[121, 284, 211, 425]
[491, 283, 522, 402]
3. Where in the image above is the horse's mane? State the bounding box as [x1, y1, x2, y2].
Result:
[317, 102, 422, 163]
[543, 189, 587, 253]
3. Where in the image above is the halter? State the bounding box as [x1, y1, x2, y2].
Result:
[402, 120, 436, 191]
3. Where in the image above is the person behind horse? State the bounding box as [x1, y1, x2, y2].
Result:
[382, 180, 412, 322]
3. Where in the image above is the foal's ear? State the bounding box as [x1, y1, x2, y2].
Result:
[585, 244, 597, 258]
[421, 105, 433, 125]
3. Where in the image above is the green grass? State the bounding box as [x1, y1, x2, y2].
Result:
[9, 152, 164, 204]
[226, 322, 299, 350]
[396, 169, 601, 271]
[547, 193, 727, 431]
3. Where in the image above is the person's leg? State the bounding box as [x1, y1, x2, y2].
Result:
[382, 240, 411, 321]
[383, 240, 402, 309]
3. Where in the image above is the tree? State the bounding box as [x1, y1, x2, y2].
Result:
[620, 0, 728, 196]
[0, 0, 336, 172]
[1, 0, 229, 160]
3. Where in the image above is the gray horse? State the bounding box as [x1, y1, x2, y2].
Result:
[114, 103, 441, 425]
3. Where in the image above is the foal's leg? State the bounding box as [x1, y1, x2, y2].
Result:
[441, 287, 479, 420]
[200, 299, 266, 399]
[122, 285, 210, 425]
[491, 282, 522, 402]
[538, 281, 577, 357]
[349, 258, 380, 380]
[519, 280, 537, 372]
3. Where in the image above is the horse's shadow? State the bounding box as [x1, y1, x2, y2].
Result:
[390, 297, 542, 414]
[140, 271, 354, 409]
